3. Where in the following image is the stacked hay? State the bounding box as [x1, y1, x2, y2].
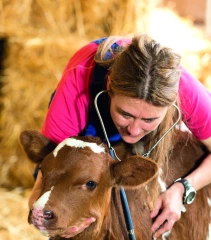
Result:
[0, 187, 46, 239]
[0, 35, 89, 188]
[0, 0, 151, 36]
[0, 0, 152, 188]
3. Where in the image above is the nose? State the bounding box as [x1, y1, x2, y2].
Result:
[44, 210, 55, 220]
[28, 208, 56, 227]
[127, 119, 142, 136]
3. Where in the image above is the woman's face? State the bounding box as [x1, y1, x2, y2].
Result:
[110, 94, 168, 144]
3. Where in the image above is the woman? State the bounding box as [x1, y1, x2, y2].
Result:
[30, 34, 211, 238]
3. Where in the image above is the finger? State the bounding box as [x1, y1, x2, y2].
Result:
[60, 217, 96, 238]
[82, 217, 96, 227]
[151, 210, 168, 232]
[60, 226, 80, 238]
[153, 219, 174, 238]
[150, 198, 162, 218]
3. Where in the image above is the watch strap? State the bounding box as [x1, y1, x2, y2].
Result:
[174, 178, 196, 204]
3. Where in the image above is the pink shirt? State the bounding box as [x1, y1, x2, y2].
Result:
[41, 42, 211, 143]
[41, 42, 98, 143]
[179, 67, 211, 140]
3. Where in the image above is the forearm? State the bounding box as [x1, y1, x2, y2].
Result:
[185, 153, 211, 191]
[184, 136, 211, 191]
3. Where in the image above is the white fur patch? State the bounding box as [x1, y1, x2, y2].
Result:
[162, 231, 171, 239]
[176, 121, 191, 133]
[207, 197, 211, 207]
[207, 198, 211, 240]
[207, 224, 211, 240]
[33, 186, 54, 209]
[158, 168, 167, 192]
[53, 138, 105, 157]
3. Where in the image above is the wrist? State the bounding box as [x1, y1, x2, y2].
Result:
[174, 178, 196, 205]
[169, 181, 185, 202]
[172, 181, 185, 194]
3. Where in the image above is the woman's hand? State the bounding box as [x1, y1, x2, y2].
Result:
[150, 182, 184, 238]
[59, 217, 96, 238]
[28, 170, 43, 209]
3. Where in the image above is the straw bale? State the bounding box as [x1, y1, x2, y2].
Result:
[0, 187, 46, 240]
[0, 0, 152, 37]
[80, 0, 153, 37]
[0, 34, 89, 188]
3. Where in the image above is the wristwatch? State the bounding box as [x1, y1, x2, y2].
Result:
[174, 178, 196, 204]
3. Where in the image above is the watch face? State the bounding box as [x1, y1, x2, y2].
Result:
[186, 192, 196, 204]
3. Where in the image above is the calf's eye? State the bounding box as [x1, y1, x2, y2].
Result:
[86, 181, 97, 190]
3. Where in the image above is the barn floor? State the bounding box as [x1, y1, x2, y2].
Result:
[0, 188, 46, 240]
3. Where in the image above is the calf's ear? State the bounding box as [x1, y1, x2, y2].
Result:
[19, 129, 57, 163]
[111, 156, 158, 188]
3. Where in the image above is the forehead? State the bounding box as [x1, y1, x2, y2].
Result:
[111, 95, 168, 118]
[41, 138, 109, 183]
[53, 138, 105, 157]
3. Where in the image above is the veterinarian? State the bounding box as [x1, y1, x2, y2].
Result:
[29, 34, 211, 238]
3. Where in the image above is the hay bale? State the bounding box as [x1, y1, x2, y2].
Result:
[0, 187, 46, 239]
[0, 0, 152, 37]
[0, 34, 89, 188]
[80, 0, 152, 36]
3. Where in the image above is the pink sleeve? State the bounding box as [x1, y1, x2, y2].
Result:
[179, 67, 211, 140]
[41, 42, 98, 143]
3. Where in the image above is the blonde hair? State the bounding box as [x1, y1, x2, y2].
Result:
[95, 34, 181, 202]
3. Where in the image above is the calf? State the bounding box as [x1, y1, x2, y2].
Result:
[20, 130, 211, 240]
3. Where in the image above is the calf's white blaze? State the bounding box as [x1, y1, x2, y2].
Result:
[53, 138, 105, 157]
[33, 186, 54, 209]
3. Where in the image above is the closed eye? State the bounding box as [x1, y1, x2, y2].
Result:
[119, 110, 133, 119]
[142, 118, 156, 123]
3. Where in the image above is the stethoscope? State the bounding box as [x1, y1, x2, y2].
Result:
[94, 90, 181, 240]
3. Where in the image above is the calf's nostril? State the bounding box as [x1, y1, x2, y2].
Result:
[44, 210, 55, 220]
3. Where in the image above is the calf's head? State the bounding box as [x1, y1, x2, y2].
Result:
[20, 130, 158, 238]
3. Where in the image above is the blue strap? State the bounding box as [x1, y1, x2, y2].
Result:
[120, 187, 136, 240]
[109, 149, 136, 240]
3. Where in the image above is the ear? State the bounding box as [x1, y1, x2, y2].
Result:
[19, 129, 57, 164]
[110, 156, 158, 188]
[106, 76, 111, 90]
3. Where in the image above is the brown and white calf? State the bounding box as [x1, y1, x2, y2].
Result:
[20, 130, 211, 240]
